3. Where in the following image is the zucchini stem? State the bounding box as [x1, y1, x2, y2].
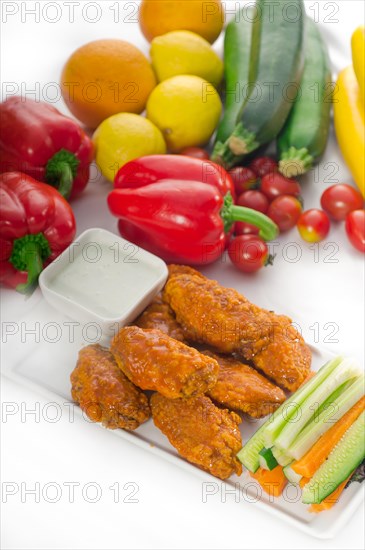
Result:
[279, 147, 314, 177]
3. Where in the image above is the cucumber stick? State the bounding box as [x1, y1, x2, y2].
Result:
[214, 8, 255, 146]
[212, 0, 305, 168]
[278, 17, 332, 177]
[237, 357, 343, 471]
[288, 374, 365, 460]
[237, 425, 266, 473]
[302, 410, 365, 504]
[274, 359, 361, 450]
[258, 447, 278, 470]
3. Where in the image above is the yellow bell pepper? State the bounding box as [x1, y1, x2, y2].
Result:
[334, 66, 365, 198]
[351, 26, 365, 102]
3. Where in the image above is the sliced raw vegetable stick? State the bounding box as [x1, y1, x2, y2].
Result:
[274, 358, 361, 450]
[250, 466, 288, 498]
[308, 474, 353, 513]
[292, 396, 365, 478]
[288, 374, 365, 460]
[237, 357, 343, 472]
[263, 356, 343, 448]
[302, 410, 365, 504]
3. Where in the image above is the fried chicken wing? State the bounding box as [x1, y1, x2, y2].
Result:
[252, 322, 312, 392]
[163, 271, 311, 391]
[111, 327, 219, 399]
[71, 344, 150, 430]
[204, 351, 286, 418]
[151, 393, 242, 479]
[133, 295, 186, 342]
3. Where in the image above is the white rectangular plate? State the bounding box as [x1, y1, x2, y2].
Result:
[2, 290, 364, 539]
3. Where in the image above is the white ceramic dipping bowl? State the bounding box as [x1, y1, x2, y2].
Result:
[39, 228, 168, 339]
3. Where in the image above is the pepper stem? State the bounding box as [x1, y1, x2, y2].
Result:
[9, 233, 51, 294]
[279, 147, 314, 178]
[221, 193, 279, 241]
[45, 149, 79, 200]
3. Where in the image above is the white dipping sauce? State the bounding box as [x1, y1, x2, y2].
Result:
[49, 239, 164, 318]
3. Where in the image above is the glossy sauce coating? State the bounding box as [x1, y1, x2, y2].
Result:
[71, 344, 150, 430]
[151, 393, 243, 480]
[205, 351, 286, 417]
[111, 326, 219, 398]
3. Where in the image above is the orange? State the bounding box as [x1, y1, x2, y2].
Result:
[61, 39, 156, 129]
[139, 0, 224, 44]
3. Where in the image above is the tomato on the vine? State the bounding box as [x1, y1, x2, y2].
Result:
[345, 210, 365, 253]
[180, 147, 210, 160]
[228, 234, 272, 273]
[320, 184, 363, 221]
[229, 166, 257, 195]
[237, 190, 269, 213]
[249, 156, 278, 177]
[267, 195, 302, 232]
[260, 172, 301, 201]
[297, 209, 330, 243]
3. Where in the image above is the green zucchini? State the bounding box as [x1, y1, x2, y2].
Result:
[213, 8, 255, 148]
[302, 410, 365, 504]
[212, 0, 305, 168]
[258, 447, 279, 470]
[277, 17, 332, 177]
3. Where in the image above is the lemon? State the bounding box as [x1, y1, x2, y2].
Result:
[93, 113, 166, 181]
[151, 31, 223, 88]
[146, 75, 222, 152]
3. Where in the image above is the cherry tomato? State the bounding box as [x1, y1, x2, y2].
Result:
[180, 147, 210, 160]
[228, 234, 271, 273]
[345, 210, 365, 253]
[237, 190, 269, 213]
[235, 222, 260, 235]
[260, 172, 302, 201]
[320, 184, 364, 221]
[267, 195, 302, 232]
[297, 209, 330, 242]
[249, 156, 278, 177]
[229, 166, 257, 195]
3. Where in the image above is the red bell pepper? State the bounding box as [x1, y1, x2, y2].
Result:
[114, 155, 235, 199]
[0, 172, 76, 293]
[108, 180, 278, 265]
[0, 97, 94, 200]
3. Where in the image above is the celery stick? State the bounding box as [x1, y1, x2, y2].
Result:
[302, 410, 365, 504]
[238, 356, 343, 471]
[283, 464, 302, 484]
[263, 356, 343, 448]
[272, 446, 293, 466]
[288, 374, 365, 460]
[274, 359, 361, 450]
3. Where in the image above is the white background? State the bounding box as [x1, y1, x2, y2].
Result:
[1, 1, 365, 549]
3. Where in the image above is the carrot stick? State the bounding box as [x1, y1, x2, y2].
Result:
[299, 477, 310, 489]
[308, 473, 353, 513]
[250, 465, 288, 497]
[292, 396, 365, 478]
